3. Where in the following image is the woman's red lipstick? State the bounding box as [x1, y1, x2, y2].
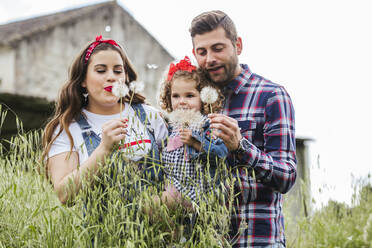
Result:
[104, 86, 112, 92]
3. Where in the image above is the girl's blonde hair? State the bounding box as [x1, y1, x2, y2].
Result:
[159, 68, 224, 114]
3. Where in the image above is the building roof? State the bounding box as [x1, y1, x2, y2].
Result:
[0, 1, 118, 46]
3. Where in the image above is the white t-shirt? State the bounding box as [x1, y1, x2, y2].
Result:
[48, 103, 168, 164]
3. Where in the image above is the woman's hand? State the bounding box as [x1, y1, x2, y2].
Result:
[99, 118, 128, 153]
[48, 118, 128, 204]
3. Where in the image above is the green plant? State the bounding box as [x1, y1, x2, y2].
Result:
[284, 175, 372, 248]
[0, 104, 233, 247]
[1, 104, 372, 247]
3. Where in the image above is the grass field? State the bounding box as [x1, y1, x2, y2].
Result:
[1, 105, 371, 247]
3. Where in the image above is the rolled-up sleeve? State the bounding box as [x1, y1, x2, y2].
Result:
[238, 86, 297, 193]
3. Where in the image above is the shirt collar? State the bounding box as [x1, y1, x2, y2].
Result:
[225, 64, 252, 94]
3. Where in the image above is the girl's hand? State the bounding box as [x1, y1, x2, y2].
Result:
[99, 118, 128, 153]
[179, 128, 194, 146]
[179, 128, 201, 151]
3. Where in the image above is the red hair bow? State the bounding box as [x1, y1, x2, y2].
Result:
[84, 35, 120, 63]
[167, 56, 197, 81]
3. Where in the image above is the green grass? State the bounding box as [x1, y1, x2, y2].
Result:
[284, 177, 372, 248]
[0, 103, 232, 247]
[0, 129, 233, 247]
[1, 105, 372, 247]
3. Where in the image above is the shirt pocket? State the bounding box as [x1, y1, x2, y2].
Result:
[237, 118, 256, 142]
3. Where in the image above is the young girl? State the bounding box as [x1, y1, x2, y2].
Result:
[42, 35, 167, 204]
[158, 56, 228, 208]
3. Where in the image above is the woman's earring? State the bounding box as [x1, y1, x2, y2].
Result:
[83, 93, 89, 102]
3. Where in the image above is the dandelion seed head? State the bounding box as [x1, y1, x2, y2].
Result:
[146, 63, 158, 69]
[129, 81, 144, 93]
[200, 86, 218, 104]
[112, 80, 129, 97]
[168, 109, 204, 129]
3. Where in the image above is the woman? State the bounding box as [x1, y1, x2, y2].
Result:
[42, 36, 167, 204]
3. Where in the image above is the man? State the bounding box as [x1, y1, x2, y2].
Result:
[190, 10, 297, 247]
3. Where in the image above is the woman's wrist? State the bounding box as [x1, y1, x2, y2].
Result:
[96, 142, 113, 156]
[81, 143, 111, 173]
[79, 144, 111, 183]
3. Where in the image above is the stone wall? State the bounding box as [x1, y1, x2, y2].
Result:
[284, 138, 312, 222]
[0, 46, 15, 92]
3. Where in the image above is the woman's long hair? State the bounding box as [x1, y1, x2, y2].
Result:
[42, 40, 145, 163]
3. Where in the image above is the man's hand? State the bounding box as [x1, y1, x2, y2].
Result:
[208, 113, 242, 151]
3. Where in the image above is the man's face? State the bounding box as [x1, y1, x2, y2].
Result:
[192, 26, 242, 87]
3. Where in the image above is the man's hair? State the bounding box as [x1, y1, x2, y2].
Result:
[189, 10, 237, 44]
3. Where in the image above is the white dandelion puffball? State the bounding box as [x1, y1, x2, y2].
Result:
[200, 86, 218, 104]
[129, 81, 144, 93]
[168, 109, 204, 129]
[112, 80, 129, 97]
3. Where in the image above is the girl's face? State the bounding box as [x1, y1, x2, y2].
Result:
[170, 78, 202, 112]
[82, 49, 126, 114]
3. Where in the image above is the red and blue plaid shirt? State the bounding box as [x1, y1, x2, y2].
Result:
[223, 64, 297, 247]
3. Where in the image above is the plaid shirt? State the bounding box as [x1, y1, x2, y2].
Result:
[223, 64, 296, 247]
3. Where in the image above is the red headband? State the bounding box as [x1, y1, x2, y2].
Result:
[84, 35, 120, 63]
[167, 56, 197, 81]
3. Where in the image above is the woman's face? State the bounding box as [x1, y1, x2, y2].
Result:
[82, 49, 126, 114]
[170, 78, 202, 112]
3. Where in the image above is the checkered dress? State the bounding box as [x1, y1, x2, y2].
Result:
[162, 119, 209, 202]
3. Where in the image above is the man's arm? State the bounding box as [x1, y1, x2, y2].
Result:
[209, 86, 296, 194]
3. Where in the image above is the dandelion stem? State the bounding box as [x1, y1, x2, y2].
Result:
[119, 97, 123, 146]
[129, 92, 135, 107]
[207, 104, 213, 166]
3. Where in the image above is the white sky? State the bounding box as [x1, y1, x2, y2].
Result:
[1, 0, 371, 207]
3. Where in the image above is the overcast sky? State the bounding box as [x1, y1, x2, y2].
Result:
[1, 0, 371, 206]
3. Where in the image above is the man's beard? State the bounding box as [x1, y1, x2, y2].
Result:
[205, 55, 239, 87]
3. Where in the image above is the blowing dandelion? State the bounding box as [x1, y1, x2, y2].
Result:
[112, 78, 129, 118]
[112, 78, 129, 145]
[128, 81, 144, 106]
[200, 86, 219, 114]
[112, 78, 129, 100]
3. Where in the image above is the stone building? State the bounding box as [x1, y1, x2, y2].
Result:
[285, 137, 313, 218]
[0, 0, 174, 139]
